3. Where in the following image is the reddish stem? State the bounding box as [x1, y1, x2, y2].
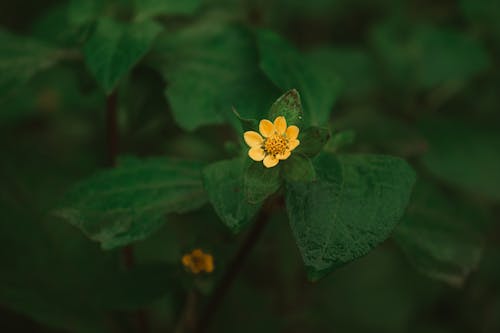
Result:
[195, 208, 271, 333]
[106, 90, 149, 332]
[106, 91, 118, 167]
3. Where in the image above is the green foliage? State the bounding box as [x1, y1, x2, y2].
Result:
[394, 181, 484, 287]
[232, 107, 258, 133]
[244, 162, 282, 204]
[286, 154, 416, 280]
[0, 29, 64, 101]
[55, 157, 207, 249]
[282, 154, 316, 182]
[67, 0, 106, 26]
[306, 47, 377, 100]
[153, 22, 278, 131]
[460, 0, 500, 40]
[326, 129, 356, 152]
[203, 158, 261, 233]
[420, 119, 500, 201]
[371, 23, 490, 90]
[268, 89, 303, 126]
[134, 0, 201, 20]
[295, 126, 331, 157]
[2, 0, 500, 331]
[257, 29, 341, 126]
[84, 17, 162, 93]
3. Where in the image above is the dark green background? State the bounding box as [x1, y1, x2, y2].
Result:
[1, 0, 499, 332]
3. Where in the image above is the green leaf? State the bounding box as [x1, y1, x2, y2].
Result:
[257, 29, 341, 126]
[153, 23, 278, 131]
[68, 0, 105, 26]
[0, 210, 175, 332]
[55, 156, 207, 249]
[0, 29, 64, 101]
[203, 158, 262, 233]
[325, 130, 356, 152]
[333, 108, 424, 157]
[244, 162, 282, 204]
[394, 180, 484, 287]
[295, 126, 331, 157]
[84, 18, 162, 93]
[232, 107, 258, 133]
[420, 118, 500, 201]
[268, 89, 303, 126]
[282, 154, 316, 182]
[286, 153, 416, 281]
[134, 0, 201, 20]
[306, 47, 377, 100]
[371, 23, 490, 89]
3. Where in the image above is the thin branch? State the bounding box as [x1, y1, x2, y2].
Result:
[195, 207, 272, 333]
[106, 91, 118, 168]
[106, 90, 149, 332]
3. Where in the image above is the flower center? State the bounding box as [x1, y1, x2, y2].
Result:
[264, 134, 289, 156]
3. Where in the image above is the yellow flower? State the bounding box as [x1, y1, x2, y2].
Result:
[243, 116, 300, 168]
[181, 249, 214, 274]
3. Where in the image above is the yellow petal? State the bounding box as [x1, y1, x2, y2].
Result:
[263, 155, 279, 168]
[288, 139, 300, 151]
[286, 125, 299, 140]
[182, 255, 191, 266]
[205, 257, 214, 273]
[274, 116, 287, 134]
[259, 119, 274, 137]
[248, 147, 265, 161]
[277, 151, 291, 160]
[243, 131, 264, 147]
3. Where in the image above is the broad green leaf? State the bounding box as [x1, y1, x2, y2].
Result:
[134, 0, 201, 20]
[294, 126, 331, 157]
[286, 153, 416, 280]
[371, 23, 490, 89]
[84, 17, 162, 93]
[232, 107, 258, 133]
[0, 29, 64, 101]
[282, 154, 316, 182]
[257, 30, 341, 126]
[203, 158, 262, 233]
[306, 47, 377, 100]
[394, 181, 484, 286]
[333, 108, 424, 157]
[55, 156, 207, 249]
[1, 195, 176, 332]
[68, 0, 105, 26]
[32, 3, 86, 46]
[153, 22, 278, 131]
[420, 119, 500, 201]
[325, 130, 356, 152]
[244, 162, 282, 204]
[268, 89, 303, 126]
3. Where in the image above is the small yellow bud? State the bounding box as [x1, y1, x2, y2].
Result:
[181, 249, 214, 274]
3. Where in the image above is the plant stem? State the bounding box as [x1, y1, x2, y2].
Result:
[175, 291, 198, 333]
[122, 245, 135, 269]
[195, 208, 271, 333]
[106, 91, 118, 168]
[106, 90, 149, 332]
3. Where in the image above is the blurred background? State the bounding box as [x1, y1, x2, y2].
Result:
[1, 0, 499, 332]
